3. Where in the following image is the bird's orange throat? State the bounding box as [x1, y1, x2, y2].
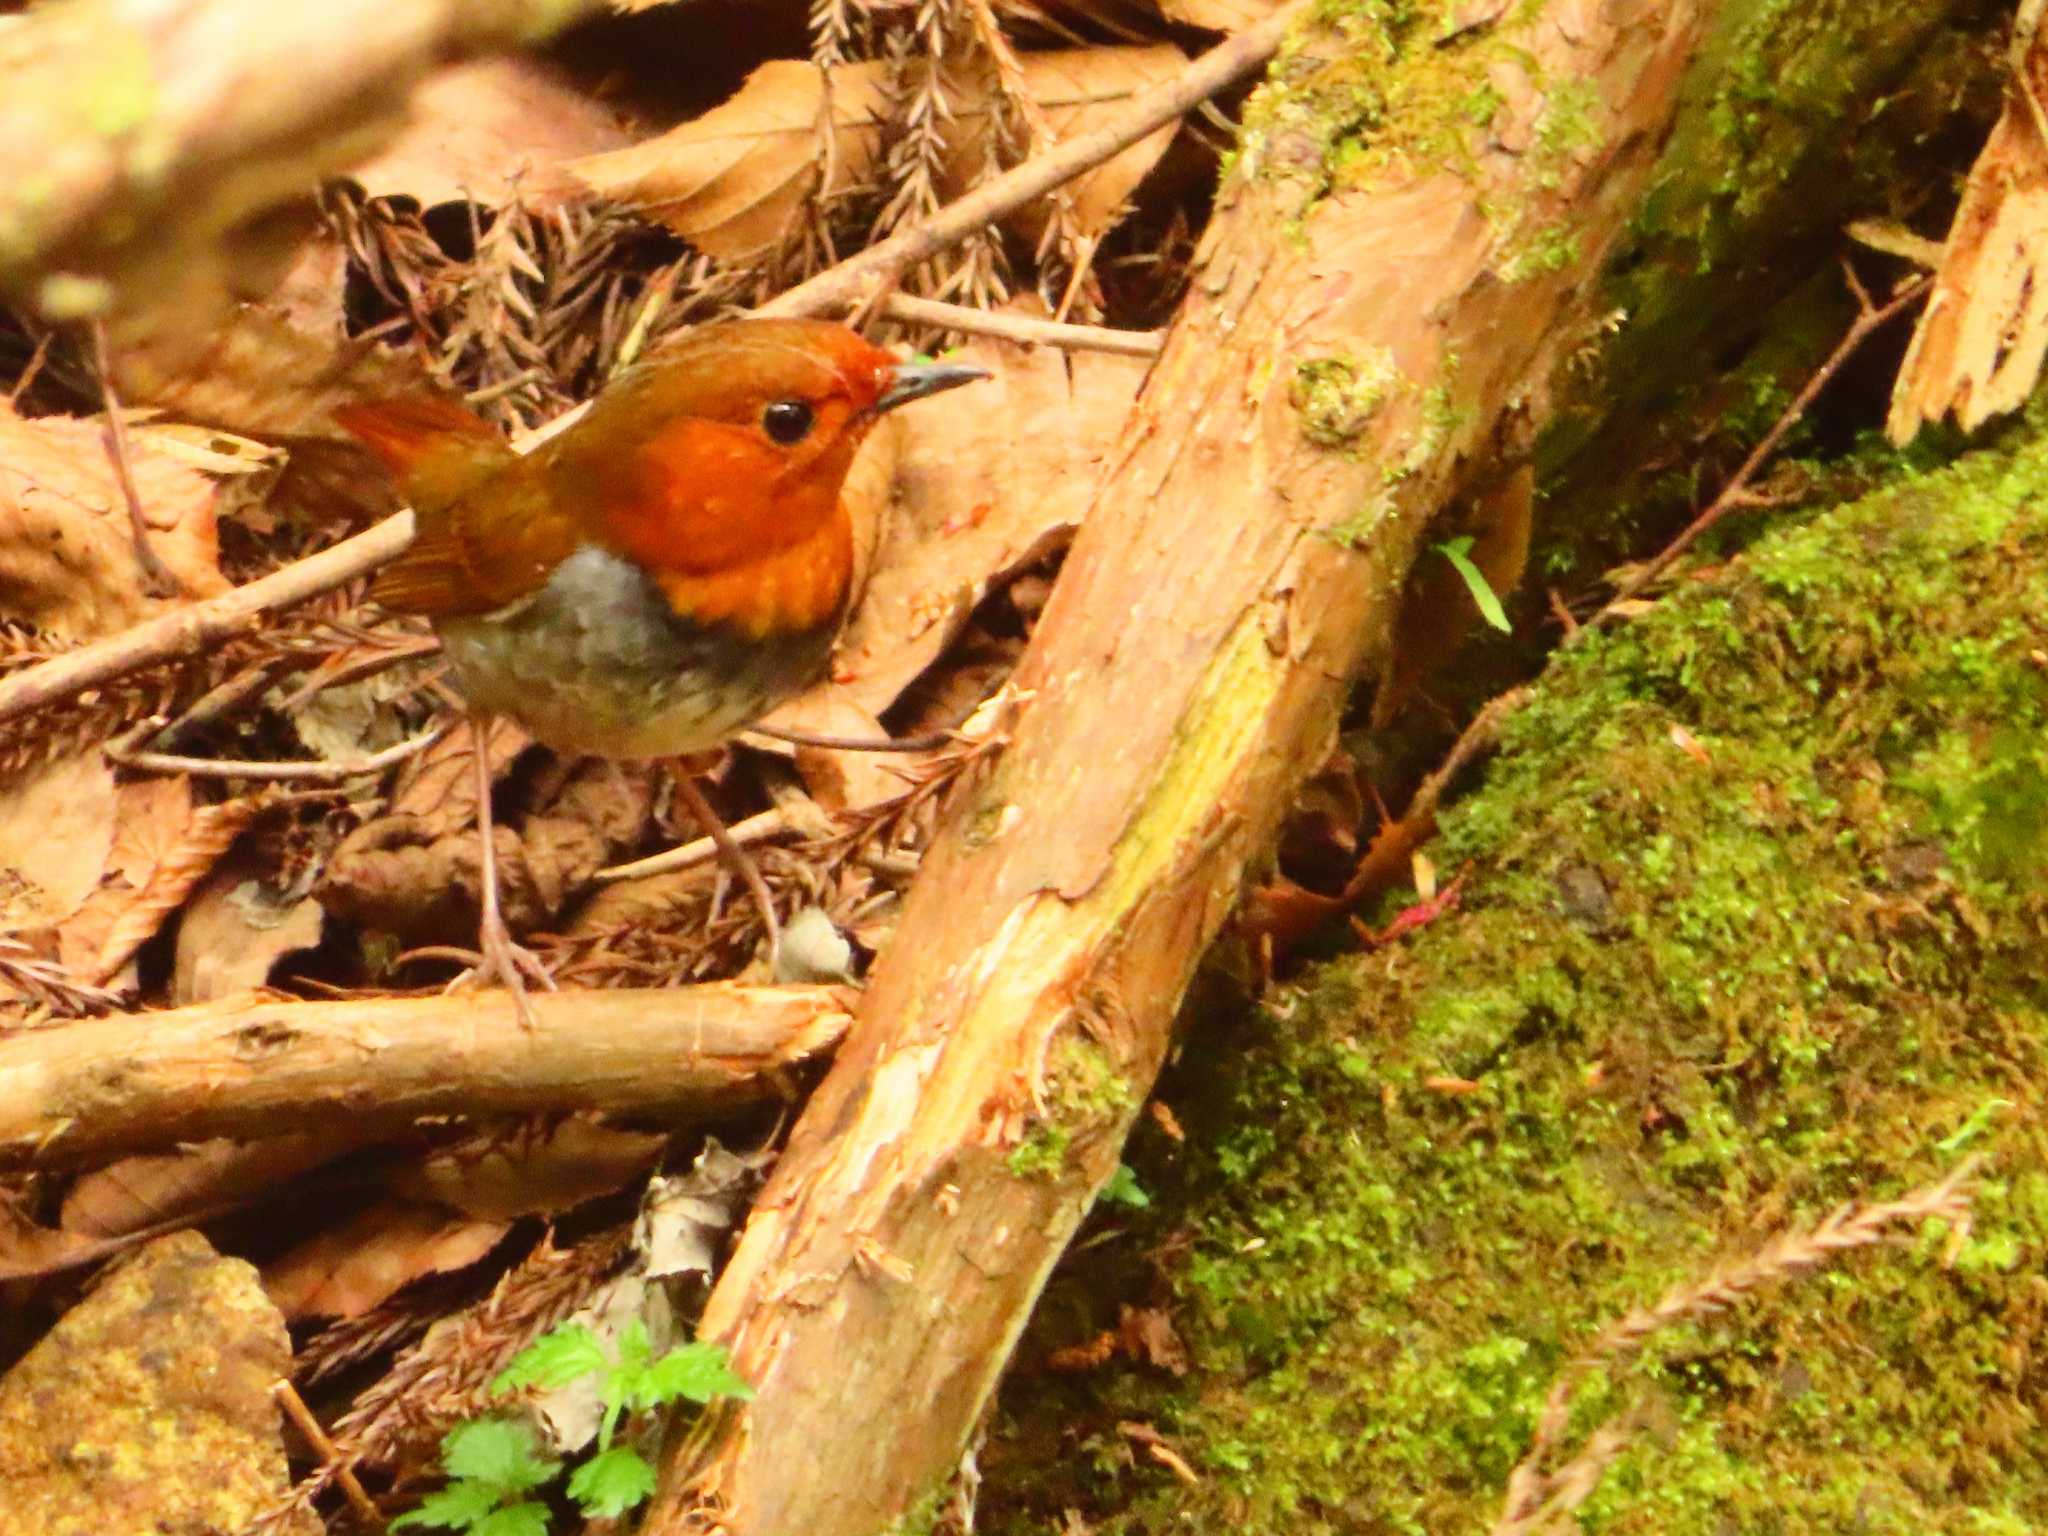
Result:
[650, 508, 855, 639]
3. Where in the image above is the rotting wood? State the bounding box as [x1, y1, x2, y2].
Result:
[643, 3, 1720, 1532]
[0, 983, 849, 1171]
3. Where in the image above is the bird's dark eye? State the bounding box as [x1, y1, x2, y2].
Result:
[762, 399, 815, 445]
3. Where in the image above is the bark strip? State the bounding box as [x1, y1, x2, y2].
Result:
[646, 3, 1716, 1531]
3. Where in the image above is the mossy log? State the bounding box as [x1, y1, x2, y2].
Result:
[980, 392, 2048, 1536]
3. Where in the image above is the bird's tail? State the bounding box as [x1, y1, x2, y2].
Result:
[335, 395, 514, 514]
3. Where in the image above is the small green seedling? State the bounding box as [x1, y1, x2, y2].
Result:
[1099, 1162, 1152, 1210]
[394, 1321, 753, 1532]
[390, 1419, 558, 1536]
[1435, 535, 1513, 632]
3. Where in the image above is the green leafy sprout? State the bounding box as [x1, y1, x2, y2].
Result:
[1099, 1162, 1152, 1210]
[1435, 535, 1513, 632]
[392, 1321, 753, 1532]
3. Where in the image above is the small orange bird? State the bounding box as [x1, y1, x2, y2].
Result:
[338, 319, 988, 1016]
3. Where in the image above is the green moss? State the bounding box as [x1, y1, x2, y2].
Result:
[979, 398, 2048, 1535]
[1007, 1124, 1072, 1181]
[1010, 1034, 1136, 1180]
[1292, 350, 1406, 449]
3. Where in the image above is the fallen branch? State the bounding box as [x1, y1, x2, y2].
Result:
[594, 808, 792, 885]
[1347, 686, 1531, 903]
[0, 983, 849, 1171]
[107, 720, 448, 781]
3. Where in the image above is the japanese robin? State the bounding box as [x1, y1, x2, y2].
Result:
[338, 318, 988, 1017]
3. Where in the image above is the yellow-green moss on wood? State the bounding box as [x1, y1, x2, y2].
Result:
[980, 404, 2048, 1535]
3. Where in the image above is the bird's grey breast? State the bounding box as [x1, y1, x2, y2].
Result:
[439, 545, 829, 758]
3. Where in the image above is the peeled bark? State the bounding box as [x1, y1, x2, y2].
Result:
[646, 2, 1722, 1531]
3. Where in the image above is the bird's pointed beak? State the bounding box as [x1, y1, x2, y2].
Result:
[874, 358, 991, 415]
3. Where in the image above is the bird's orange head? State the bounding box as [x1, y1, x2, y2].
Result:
[343, 319, 986, 639]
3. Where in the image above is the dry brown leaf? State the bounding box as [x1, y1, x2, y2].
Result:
[0, 1193, 107, 1281]
[67, 789, 278, 985]
[637, 1138, 776, 1280]
[0, 751, 118, 931]
[318, 745, 653, 945]
[352, 56, 634, 208]
[567, 59, 889, 262]
[171, 856, 326, 1004]
[826, 327, 1149, 717]
[0, 402, 228, 641]
[263, 1198, 511, 1321]
[1889, 56, 2048, 438]
[566, 46, 1186, 261]
[114, 307, 434, 443]
[390, 1119, 669, 1223]
[104, 777, 196, 890]
[60, 1133, 371, 1241]
[49, 774, 196, 980]
[1118, 1303, 1190, 1375]
[1005, 49, 1184, 244]
[394, 714, 530, 829]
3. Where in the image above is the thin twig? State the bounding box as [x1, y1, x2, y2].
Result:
[879, 294, 1163, 355]
[91, 320, 183, 599]
[274, 634, 443, 715]
[1580, 267, 1931, 636]
[144, 660, 286, 751]
[8, 328, 52, 406]
[272, 1380, 383, 1530]
[676, 774, 784, 964]
[743, 722, 952, 753]
[593, 808, 793, 886]
[1345, 686, 1531, 901]
[107, 722, 448, 781]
